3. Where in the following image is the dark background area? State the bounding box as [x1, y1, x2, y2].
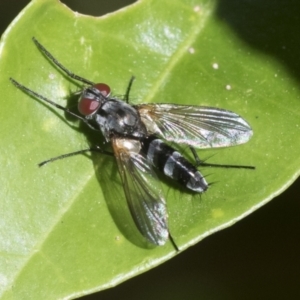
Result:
[1, 1, 299, 299]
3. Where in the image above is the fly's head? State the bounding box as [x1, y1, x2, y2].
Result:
[78, 83, 111, 118]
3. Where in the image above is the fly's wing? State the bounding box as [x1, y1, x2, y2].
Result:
[112, 138, 169, 246]
[137, 104, 253, 148]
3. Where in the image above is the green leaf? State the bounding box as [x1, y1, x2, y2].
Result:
[0, 0, 299, 298]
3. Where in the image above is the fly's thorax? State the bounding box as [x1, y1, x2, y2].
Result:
[93, 99, 147, 139]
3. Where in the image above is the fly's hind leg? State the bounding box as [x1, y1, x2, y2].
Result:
[189, 147, 255, 170]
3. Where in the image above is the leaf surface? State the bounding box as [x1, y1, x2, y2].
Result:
[0, 0, 299, 298]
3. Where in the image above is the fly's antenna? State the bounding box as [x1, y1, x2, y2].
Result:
[32, 37, 95, 86]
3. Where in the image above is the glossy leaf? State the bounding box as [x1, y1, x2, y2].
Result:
[0, 0, 299, 299]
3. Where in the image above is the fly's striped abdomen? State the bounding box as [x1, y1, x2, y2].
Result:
[142, 135, 208, 193]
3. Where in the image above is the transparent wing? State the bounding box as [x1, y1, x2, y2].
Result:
[137, 104, 253, 148]
[112, 138, 168, 246]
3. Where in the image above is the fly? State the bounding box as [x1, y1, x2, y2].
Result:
[10, 38, 254, 248]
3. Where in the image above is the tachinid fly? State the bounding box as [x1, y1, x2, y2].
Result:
[10, 38, 254, 248]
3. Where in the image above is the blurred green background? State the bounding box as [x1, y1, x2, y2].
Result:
[1, 1, 299, 299]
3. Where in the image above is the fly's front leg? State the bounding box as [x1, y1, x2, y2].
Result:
[124, 76, 135, 103]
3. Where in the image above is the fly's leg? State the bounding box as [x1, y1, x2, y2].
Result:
[10, 78, 100, 131]
[169, 232, 179, 252]
[189, 147, 255, 170]
[38, 146, 113, 167]
[124, 76, 135, 103]
[33, 37, 94, 86]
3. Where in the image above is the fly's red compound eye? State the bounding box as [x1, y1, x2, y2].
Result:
[78, 83, 111, 116]
[78, 98, 100, 116]
[94, 83, 111, 97]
